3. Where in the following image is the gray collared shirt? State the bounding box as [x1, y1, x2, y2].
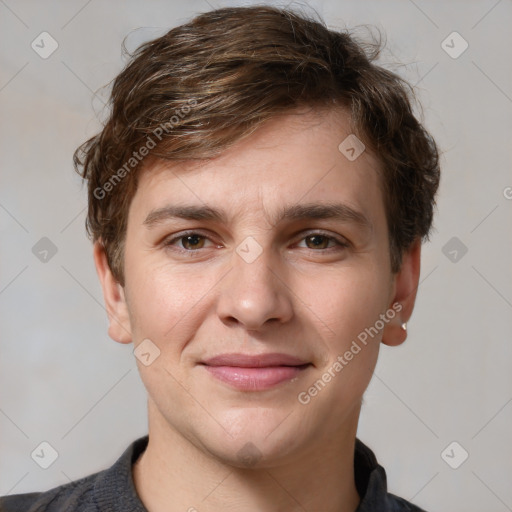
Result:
[0, 436, 427, 511]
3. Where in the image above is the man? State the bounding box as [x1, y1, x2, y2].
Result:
[0, 5, 440, 511]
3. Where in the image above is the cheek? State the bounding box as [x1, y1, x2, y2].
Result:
[292, 274, 383, 419]
[298, 264, 390, 346]
[125, 263, 211, 418]
[125, 260, 214, 352]
[292, 264, 388, 404]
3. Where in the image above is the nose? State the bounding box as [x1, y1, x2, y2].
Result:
[215, 242, 294, 331]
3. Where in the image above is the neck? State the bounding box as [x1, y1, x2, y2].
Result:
[133, 400, 361, 512]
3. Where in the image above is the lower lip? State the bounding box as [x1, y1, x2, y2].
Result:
[203, 364, 310, 391]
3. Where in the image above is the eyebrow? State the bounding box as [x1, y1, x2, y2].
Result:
[143, 202, 373, 232]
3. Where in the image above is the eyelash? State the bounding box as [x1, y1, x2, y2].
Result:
[162, 230, 350, 255]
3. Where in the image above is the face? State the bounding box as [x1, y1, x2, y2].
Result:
[95, 107, 419, 468]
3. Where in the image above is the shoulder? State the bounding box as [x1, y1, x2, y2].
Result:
[0, 435, 149, 512]
[354, 438, 429, 512]
[0, 473, 98, 512]
[385, 492, 429, 512]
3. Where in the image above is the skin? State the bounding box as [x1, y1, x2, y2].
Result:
[94, 107, 421, 512]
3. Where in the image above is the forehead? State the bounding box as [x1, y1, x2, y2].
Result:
[128, 108, 384, 226]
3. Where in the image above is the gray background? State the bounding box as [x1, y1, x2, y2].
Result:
[1, 1, 511, 510]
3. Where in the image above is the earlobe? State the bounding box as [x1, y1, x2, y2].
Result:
[381, 240, 421, 347]
[93, 241, 132, 344]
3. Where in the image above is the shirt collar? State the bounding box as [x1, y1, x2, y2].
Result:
[93, 435, 401, 511]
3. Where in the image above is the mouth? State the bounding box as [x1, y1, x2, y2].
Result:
[200, 353, 312, 391]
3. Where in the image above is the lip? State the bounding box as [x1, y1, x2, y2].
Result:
[200, 353, 311, 391]
[202, 352, 309, 367]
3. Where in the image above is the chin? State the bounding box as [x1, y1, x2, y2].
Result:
[195, 410, 306, 468]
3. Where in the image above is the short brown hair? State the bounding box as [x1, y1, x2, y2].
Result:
[74, 5, 440, 285]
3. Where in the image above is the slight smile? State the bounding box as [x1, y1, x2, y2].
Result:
[200, 353, 313, 391]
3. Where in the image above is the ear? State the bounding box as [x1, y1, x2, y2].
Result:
[93, 241, 132, 344]
[381, 239, 421, 347]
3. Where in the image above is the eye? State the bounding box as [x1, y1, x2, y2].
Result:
[162, 230, 350, 255]
[296, 232, 350, 251]
[164, 231, 215, 251]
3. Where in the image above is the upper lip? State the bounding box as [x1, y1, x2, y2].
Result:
[202, 353, 310, 368]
